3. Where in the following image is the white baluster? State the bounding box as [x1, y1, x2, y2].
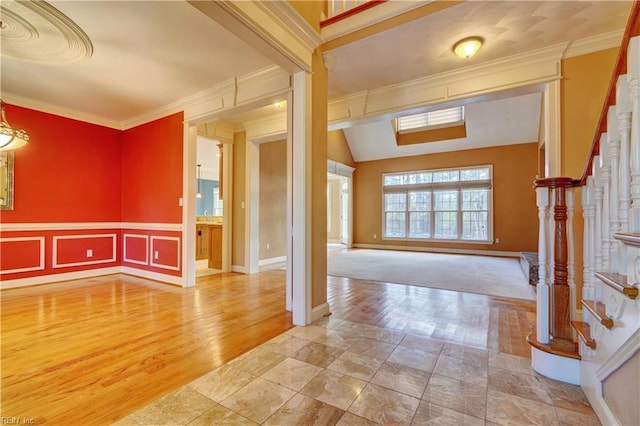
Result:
[536, 186, 550, 344]
[582, 183, 594, 311]
[567, 188, 576, 320]
[618, 75, 632, 275]
[600, 135, 612, 272]
[608, 105, 621, 273]
[628, 37, 640, 232]
[593, 156, 604, 295]
[587, 176, 597, 301]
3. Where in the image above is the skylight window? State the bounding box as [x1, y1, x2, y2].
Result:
[396, 106, 465, 133]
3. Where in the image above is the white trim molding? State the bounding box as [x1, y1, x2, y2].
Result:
[52, 234, 117, 268]
[121, 267, 182, 286]
[0, 267, 121, 290]
[123, 234, 149, 266]
[0, 237, 45, 274]
[258, 256, 287, 266]
[231, 265, 248, 274]
[149, 236, 181, 271]
[311, 302, 331, 323]
[327, 159, 355, 177]
[353, 243, 520, 258]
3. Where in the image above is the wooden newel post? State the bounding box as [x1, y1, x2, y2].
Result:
[534, 177, 576, 352]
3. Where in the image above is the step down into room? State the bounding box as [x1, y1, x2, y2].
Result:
[519, 252, 538, 286]
[571, 321, 596, 349]
[581, 300, 614, 328]
[594, 272, 638, 299]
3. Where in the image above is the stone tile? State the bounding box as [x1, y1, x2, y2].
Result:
[263, 393, 344, 425]
[388, 345, 439, 372]
[261, 357, 323, 391]
[336, 412, 379, 426]
[129, 387, 216, 425]
[334, 320, 376, 336]
[400, 334, 445, 355]
[286, 325, 329, 341]
[301, 370, 367, 411]
[441, 342, 489, 365]
[411, 401, 485, 426]
[346, 337, 397, 360]
[328, 350, 384, 381]
[488, 352, 534, 376]
[188, 364, 256, 403]
[538, 374, 594, 415]
[262, 335, 311, 357]
[187, 403, 257, 425]
[433, 354, 488, 386]
[359, 325, 405, 344]
[370, 361, 430, 398]
[488, 367, 552, 405]
[220, 377, 295, 424]
[349, 383, 420, 425]
[486, 390, 558, 425]
[291, 341, 344, 368]
[314, 329, 362, 350]
[555, 405, 602, 426]
[229, 348, 287, 376]
[313, 315, 344, 329]
[422, 374, 487, 418]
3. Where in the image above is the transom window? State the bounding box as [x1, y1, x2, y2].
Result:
[396, 107, 464, 134]
[383, 166, 492, 242]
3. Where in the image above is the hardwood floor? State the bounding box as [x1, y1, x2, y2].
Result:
[1, 270, 536, 424]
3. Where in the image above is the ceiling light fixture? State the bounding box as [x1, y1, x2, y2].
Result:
[453, 36, 483, 59]
[196, 164, 203, 199]
[0, 99, 29, 151]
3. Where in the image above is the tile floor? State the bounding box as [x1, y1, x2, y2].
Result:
[115, 316, 600, 425]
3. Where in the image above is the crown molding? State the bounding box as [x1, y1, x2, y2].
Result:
[243, 111, 287, 142]
[259, 1, 323, 52]
[2, 93, 123, 130]
[564, 29, 624, 59]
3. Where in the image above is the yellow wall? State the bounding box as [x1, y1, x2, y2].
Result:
[328, 129, 355, 167]
[353, 143, 539, 253]
[327, 178, 341, 241]
[232, 131, 246, 267]
[287, 1, 326, 32]
[259, 140, 287, 259]
[561, 47, 619, 178]
[312, 49, 328, 309]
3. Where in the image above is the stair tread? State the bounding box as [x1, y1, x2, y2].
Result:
[594, 271, 638, 300]
[571, 321, 596, 349]
[614, 232, 640, 247]
[581, 299, 614, 329]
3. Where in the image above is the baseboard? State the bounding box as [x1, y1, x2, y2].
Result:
[0, 266, 122, 290]
[232, 265, 247, 274]
[311, 302, 330, 323]
[327, 239, 342, 244]
[121, 267, 182, 286]
[258, 256, 286, 266]
[352, 243, 520, 258]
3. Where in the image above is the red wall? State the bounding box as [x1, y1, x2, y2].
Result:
[1, 105, 122, 223]
[122, 112, 183, 224]
[0, 106, 185, 284]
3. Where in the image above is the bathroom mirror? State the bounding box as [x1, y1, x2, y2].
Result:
[0, 151, 14, 211]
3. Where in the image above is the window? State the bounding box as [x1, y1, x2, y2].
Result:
[382, 166, 492, 242]
[396, 107, 464, 133]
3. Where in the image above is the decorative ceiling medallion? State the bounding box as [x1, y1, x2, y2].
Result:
[0, 0, 93, 64]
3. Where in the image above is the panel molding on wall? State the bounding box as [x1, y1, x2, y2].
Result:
[0, 237, 45, 274]
[52, 234, 117, 268]
[123, 234, 149, 265]
[149, 236, 181, 271]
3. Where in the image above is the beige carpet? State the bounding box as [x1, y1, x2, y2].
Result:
[328, 249, 536, 301]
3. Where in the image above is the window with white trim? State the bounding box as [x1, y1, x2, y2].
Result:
[396, 107, 464, 134]
[383, 166, 492, 242]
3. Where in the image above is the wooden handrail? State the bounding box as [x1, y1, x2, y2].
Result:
[320, 0, 386, 28]
[576, 1, 640, 186]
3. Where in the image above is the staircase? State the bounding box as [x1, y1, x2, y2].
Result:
[529, 3, 640, 425]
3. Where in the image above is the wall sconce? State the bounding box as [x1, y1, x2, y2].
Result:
[453, 36, 483, 59]
[0, 99, 29, 151]
[196, 164, 202, 198]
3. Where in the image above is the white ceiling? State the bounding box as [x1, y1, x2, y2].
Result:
[0, 0, 632, 161]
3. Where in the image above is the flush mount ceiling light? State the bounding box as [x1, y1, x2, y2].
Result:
[0, 99, 29, 151]
[453, 36, 483, 59]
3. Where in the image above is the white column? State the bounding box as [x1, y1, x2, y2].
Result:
[608, 105, 621, 273]
[290, 71, 313, 326]
[628, 37, 640, 232]
[567, 188, 576, 320]
[545, 80, 562, 177]
[600, 135, 611, 272]
[536, 187, 550, 344]
[618, 76, 632, 275]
